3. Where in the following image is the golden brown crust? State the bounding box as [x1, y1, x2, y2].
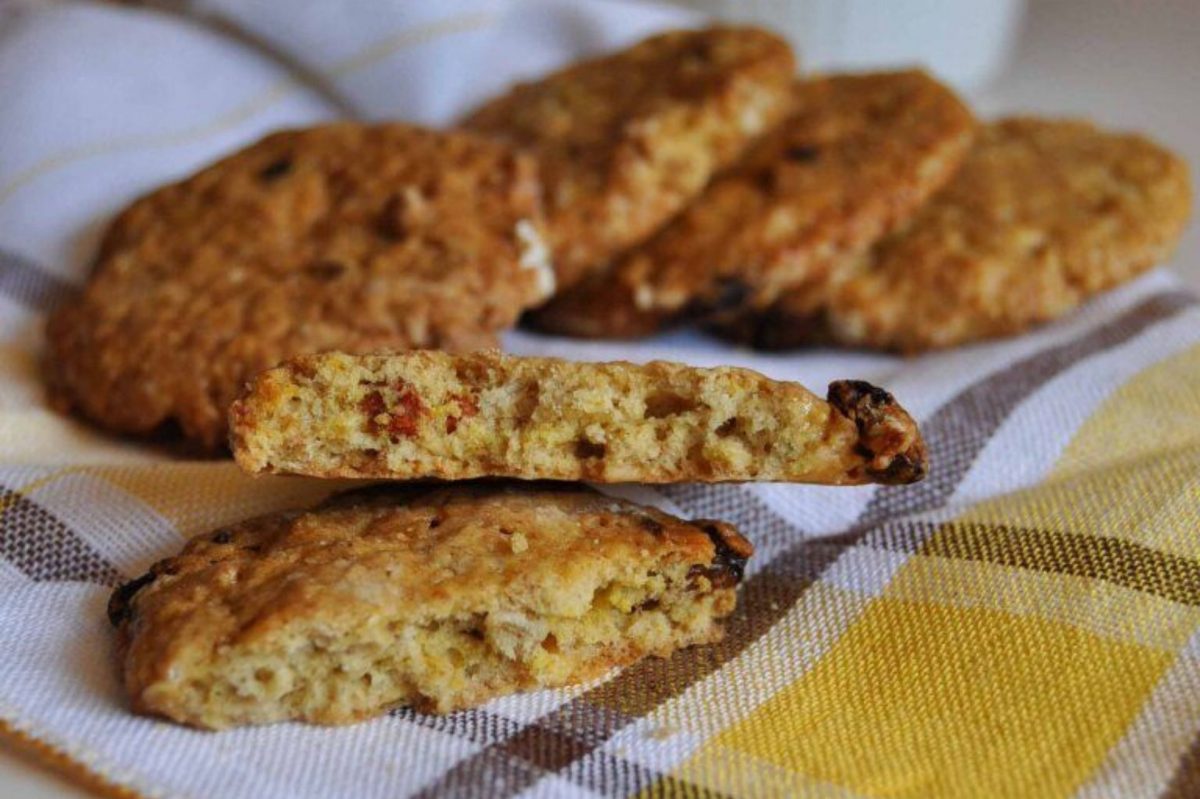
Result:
[527, 71, 975, 338]
[111, 482, 751, 728]
[463, 26, 796, 290]
[726, 118, 1193, 352]
[230, 349, 927, 486]
[46, 123, 549, 450]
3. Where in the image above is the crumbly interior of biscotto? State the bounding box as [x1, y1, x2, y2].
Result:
[146, 564, 731, 729]
[236, 351, 863, 482]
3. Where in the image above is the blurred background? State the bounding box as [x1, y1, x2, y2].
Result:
[1, 0, 1196, 289]
[8, 0, 1189, 284]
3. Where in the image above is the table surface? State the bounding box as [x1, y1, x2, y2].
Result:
[3, 0, 1198, 796]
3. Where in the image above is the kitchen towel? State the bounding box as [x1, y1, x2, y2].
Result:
[0, 1, 1198, 797]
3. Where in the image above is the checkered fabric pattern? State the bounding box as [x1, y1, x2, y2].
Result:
[1, 2, 1198, 797]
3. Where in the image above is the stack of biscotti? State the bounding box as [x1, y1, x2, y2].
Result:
[466, 39, 1190, 353]
[51, 24, 1187, 731]
[108, 350, 928, 729]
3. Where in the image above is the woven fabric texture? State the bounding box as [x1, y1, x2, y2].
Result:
[0, 2, 1197, 797]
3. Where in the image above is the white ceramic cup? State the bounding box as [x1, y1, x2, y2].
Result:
[670, 0, 1026, 92]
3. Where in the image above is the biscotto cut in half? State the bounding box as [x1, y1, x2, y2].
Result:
[462, 26, 796, 290]
[723, 117, 1192, 352]
[526, 70, 975, 338]
[231, 350, 927, 485]
[108, 482, 752, 728]
[46, 123, 553, 450]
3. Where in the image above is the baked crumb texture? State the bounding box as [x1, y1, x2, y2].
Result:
[109, 483, 753, 729]
[463, 26, 796, 290]
[231, 350, 927, 485]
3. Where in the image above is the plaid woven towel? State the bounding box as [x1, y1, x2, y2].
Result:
[1, 2, 1198, 797]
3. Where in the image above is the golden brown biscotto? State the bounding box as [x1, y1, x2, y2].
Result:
[462, 26, 796, 290]
[527, 71, 975, 338]
[46, 123, 553, 450]
[231, 350, 927, 485]
[725, 118, 1193, 352]
[109, 482, 752, 729]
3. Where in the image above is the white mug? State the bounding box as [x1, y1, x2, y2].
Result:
[670, 0, 1026, 92]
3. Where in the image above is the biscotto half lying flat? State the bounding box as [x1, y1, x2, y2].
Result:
[231, 350, 927, 485]
[109, 482, 752, 728]
[462, 26, 795, 290]
[47, 123, 553, 450]
[527, 70, 975, 338]
[724, 117, 1193, 352]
